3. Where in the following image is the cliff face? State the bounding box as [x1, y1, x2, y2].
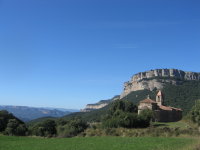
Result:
[120, 69, 200, 98]
[81, 103, 108, 112]
[81, 96, 120, 112]
[81, 69, 200, 112]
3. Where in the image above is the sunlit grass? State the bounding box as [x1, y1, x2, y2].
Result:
[152, 120, 194, 129]
[0, 135, 197, 150]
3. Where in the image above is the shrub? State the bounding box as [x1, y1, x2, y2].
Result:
[30, 119, 57, 137]
[4, 119, 27, 136]
[57, 118, 88, 137]
[0, 110, 27, 136]
[102, 100, 152, 128]
[189, 100, 200, 125]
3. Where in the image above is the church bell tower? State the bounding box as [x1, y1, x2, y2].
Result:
[156, 90, 164, 106]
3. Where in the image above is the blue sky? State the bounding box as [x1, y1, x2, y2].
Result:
[0, 0, 200, 109]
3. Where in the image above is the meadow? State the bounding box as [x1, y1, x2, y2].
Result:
[0, 135, 198, 150]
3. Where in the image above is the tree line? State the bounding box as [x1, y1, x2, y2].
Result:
[1, 98, 200, 138]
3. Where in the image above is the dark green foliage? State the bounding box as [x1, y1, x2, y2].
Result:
[102, 100, 152, 128]
[57, 118, 88, 137]
[4, 119, 27, 136]
[121, 89, 158, 105]
[0, 110, 27, 136]
[30, 119, 57, 137]
[27, 117, 56, 127]
[109, 100, 137, 114]
[28, 117, 88, 137]
[0, 110, 20, 132]
[0, 110, 10, 132]
[189, 100, 200, 126]
[138, 109, 154, 127]
[162, 81, 200, 115]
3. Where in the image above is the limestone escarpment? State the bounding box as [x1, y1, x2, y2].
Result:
[81, 103, 108, 112]
[81, 96, 120, 112]
[120, 69, 200, 98]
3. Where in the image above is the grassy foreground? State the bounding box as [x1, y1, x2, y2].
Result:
[0, 135, 198, 150]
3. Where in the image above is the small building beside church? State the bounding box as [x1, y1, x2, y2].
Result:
[138, 91, 182, 122]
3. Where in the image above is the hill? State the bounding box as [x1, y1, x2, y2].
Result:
[64, 69, 200, 122]
[121, 80, 200, 115]
[26, 69, 200, 123]
[63, 80, 200, 122]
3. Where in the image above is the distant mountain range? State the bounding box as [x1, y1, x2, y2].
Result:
[0, 105, 79, 122]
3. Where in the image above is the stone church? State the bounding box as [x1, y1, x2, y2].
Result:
[138, 91, 182, 122]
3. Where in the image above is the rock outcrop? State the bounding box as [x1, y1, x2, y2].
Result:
[81, 95, 120, 112]
[120, 69, 200, 98]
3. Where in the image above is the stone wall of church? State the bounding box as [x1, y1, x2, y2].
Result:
[154, 110, 182, 122]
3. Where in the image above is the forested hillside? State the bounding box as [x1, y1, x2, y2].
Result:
[61, 80, 200, 122]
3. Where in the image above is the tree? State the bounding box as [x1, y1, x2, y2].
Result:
[0, 110, 27, 136]
[30, 119, 57, 137]
[4, 119, 27, 136]
[138, 109, 154, 127]
[102, 100, 152, 128]
[190, 100, 200, 125]
[0, 110, 14, 132]
[109, 100, 137, 114]
[57, 118, 88, 137]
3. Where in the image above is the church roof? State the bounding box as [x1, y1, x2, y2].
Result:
[140, 99, 157, 104]
[159, 105, 182, 111]
[159, 105, 173, 111]
[169, 106, 182, 111]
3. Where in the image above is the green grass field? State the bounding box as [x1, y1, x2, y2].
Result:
[0, 135, 198, 150]
[152, 120, 193, 129]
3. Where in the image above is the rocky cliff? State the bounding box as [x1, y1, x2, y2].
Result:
[120, 69, 200, 98]
[81, 95, 120, 112]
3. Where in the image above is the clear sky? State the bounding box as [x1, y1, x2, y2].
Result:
[0, 0, 200, 109]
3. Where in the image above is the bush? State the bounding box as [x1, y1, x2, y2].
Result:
[57, 118, 88, 137]
[0, 110, 27, 136]
[4, 119, 27, 136]
[137, 109, 154, 127]
[109, 100, 137, 114]
[102, 100, 152, 128]
[189, 100, 200, 125]
[30, 119, 57, 137]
